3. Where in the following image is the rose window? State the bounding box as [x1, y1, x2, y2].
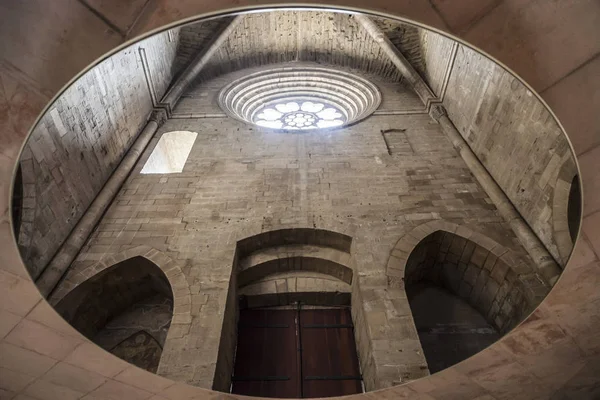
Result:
[218, 66, 381, 132]
[254, 101, 345, 130]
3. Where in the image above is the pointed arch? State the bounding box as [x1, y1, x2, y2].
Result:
[52, 246, 192, 374]
[387, 220, 549, 333]
[552, 157, 580, 265]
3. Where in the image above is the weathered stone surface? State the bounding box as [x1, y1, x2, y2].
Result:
[440, 44, 576, 265]
[1, 1, 599, 400]
[52, 63, 541, 390]
[18, 30, 179, 279]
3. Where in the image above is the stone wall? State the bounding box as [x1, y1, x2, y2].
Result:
[416, 30, 456, 98]
[406, 283, 501, 374]
[175, 63, 424, 118]
[17, 30, 179, 279]
[438, 44, 577, 266]
[93, 294, 173, 374]
[53, 67, 539, 390]
[174, 11, 406, 84]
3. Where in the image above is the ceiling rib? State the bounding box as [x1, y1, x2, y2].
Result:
[160, 15, 244, 115]
[354, 14, 436, 108]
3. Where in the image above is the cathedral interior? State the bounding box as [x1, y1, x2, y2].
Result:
[1, 3, 599, 400]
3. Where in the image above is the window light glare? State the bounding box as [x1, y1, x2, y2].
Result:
[140, 131, 197, 174]
[255, 100, 346, 131]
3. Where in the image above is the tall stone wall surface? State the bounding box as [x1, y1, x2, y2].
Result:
[53, 71, 537, 389]
[174, 11, 406, 84]
[417, 30, 455, 98]
[17, 31, 179, 279]
[175, 63, 424, 118]
[440, 45, 576, 266]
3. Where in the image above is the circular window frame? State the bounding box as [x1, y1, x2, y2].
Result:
[218, 65, 382, 132]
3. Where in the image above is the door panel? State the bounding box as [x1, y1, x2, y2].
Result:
[232, 307, 362, 398]
[232, 309, 299, 398]
[300, 309, 362, 397]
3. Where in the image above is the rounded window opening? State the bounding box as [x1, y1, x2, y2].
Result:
[218, 67, 381, 132]
[256, 100, 345, 130]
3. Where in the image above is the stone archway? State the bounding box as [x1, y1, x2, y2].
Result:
[213, 227, 372, 393]
[50, 245, 192, 377]
[386, 220, 548, 333]
[386, 220, 551, 374]
[552, 157, 580, 266]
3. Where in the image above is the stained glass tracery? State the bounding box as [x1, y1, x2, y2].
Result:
[254, 101, 345, 130]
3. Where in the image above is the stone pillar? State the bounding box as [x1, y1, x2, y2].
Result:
[159, 16, 244, 114]
[354, 14, 436, 106]
[36, 109, 168, 296]
[430, 105, 561, 285]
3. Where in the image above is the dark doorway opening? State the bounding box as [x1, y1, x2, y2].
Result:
[11, 166, 23, 238]
[231, 307, 362, 398]
[406, 282, 500, 373]
[568, 175, 581, 243]
[54, 256, 174, 372]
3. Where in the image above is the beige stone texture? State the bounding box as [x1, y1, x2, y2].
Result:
[0, 1, 599, 400]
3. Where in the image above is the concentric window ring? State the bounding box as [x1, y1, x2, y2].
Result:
[218, 66, 382, 131]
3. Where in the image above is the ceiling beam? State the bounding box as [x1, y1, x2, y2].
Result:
[159, 15, 244, 115]
[354, 14, 436, 107]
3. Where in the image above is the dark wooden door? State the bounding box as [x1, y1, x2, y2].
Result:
[231, 309, 299, 398]
[232, 307, 362, 398]
[300, 309, 362, 397]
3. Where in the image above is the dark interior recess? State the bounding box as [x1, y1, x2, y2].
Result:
[54, 256, 174, 372]
[406, 282, 500, 373]
[11, 165, 23, 238]
[568, 175, 582, 243]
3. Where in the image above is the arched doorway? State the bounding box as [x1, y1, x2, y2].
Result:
[54, 256, 174, 373]
[567, 175, 581, 243]
[217, 228, 363, 398]
[388, 222, 549, 374]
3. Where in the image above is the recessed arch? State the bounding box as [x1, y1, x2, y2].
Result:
[387, 220, 548, 333]
[552, 156, 580, 265]
[54, 255, 174, 372]
[50, 246, 192, 375]
[388, 221, 550, 374]
[214, 228, 364, 395]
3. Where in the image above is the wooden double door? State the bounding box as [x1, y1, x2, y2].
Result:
[231, 307, 363, 398]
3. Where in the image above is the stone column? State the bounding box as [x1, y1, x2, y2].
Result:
[354, 14, 436, 106]
[430, 105, 561, 285]
[159, 16, 244, 114]
[36, 109, 168, 296]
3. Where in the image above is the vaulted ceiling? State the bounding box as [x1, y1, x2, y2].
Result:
[172, 11, 428, 85]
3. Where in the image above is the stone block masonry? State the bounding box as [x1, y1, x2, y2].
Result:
[57, 105, 538, 389]
[18, 30, 179, 279]
[441, 45, 576, 266]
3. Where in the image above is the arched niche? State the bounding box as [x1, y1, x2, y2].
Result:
[552, 157, 581, 265]
[54, 256, 174, 373]
[387, 221, 550, 373]
[214, 228, 364, 396]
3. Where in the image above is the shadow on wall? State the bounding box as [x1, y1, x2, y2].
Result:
[407, 282, 500, 373]
[54, 256, 174, 373]
[397, 226, 550, 373]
